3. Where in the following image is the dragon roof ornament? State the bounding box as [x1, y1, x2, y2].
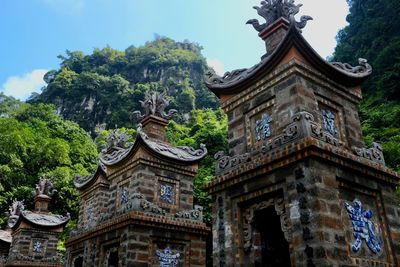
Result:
[132, 91, 177, 121]
[331, 58, 372, 77]
[102, 128, 131, 153]
[246, 0, 313, 33]
[7, 200, 25, 228]
[34, 177, 57, 198]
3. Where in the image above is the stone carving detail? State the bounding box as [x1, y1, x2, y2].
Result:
[331, 58, 372, 77]
[7, 199, 24, 228]
[242, 198, 291, 252]
[344, 199, 382, 254]
[35, 177, 57, 197]
[175, 205, 203, 221]
[352, 142, 385, 165]
[214, 111, 349, 176]
[103, 128, 130, 153]
[255, 113, 272, 141]
[32, 241, 43, 253]
[132, 91, 177, 121]
[155, 247, 180, 267]
[126, 193, 166, 215]
[120, 186, 129, 205]
[322, 109, 337, 135]
[214, 151, 251, 175]
[6, 252, 61, 263]
[160, 183, 175, 204]
[309, 121, 343, 147]
[246, 0, 313, 33]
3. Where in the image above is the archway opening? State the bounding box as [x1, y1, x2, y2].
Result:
[254, 206, 291, 267]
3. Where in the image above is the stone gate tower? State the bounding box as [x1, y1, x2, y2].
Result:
[65, 91, 209, 267]
[205, 1, 400, 266]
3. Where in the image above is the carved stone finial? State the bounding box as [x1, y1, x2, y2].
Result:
[7, 199, 24, 228]
[246, 0, 312, 33]
[132, 91, 177, 121]
[102, 128, 130, 153]
[35, 177, 57, 198]
[331, 58, 373, 77]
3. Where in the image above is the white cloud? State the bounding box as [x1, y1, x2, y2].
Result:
[1, 69, 48, 101]
[207, 58, 225, 76]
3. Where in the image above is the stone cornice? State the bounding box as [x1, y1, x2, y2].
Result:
[65, 210, 210, 246]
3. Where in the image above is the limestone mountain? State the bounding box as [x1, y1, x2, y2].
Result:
[31, 37, 219, 134]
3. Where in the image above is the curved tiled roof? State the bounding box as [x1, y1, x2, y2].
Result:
[0, 230, 11, 243]
[74, 125, 207, 190]
[204, 23, 372, 96]
[11, 211, 70, 230]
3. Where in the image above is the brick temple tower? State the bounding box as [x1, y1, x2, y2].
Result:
[2, 178, 69, 267]
[205, 1, 400, 266]
[65, 91, 209, 267]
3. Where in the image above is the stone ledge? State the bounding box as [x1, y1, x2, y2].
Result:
[65, 210, 210, 246]
[207, 136, 399, 193]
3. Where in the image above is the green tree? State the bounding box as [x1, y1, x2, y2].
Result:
[0, 103, 97, 231]
[334, 0, 400, 174]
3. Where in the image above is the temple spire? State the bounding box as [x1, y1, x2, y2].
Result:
[246, 0, 312, 54]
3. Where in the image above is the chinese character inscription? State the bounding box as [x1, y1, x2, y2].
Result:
[121, 186, 129, 204]
[344, 199, 382, 254]
[155, 247, 180, 267]
[255, 113, 272, 141]
[160, 183, 174, 204]
[322, 110, 337, 135]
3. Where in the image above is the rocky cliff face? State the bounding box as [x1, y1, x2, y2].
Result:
[33, 38, 219, 135]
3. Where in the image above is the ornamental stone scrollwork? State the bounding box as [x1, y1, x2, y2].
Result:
[123, 193, 166, 215]
[321, 109, 337, 135]
[344, 199, 382, 254]
[175, 205, 203, 221]
[7, 199, 24, 228]
[255, 113, 272, 141]
[331, 58, 372, 77]
[214, 151, 251, 175]
[132, 91, 177, 121]
[35, 177, 57, 198]
[352, 142, 385, 165]
[246, 0, 313, 33]
[155, 247, 180, 267]
[243, 198, 291, 252]
[309, 121, 343, 147]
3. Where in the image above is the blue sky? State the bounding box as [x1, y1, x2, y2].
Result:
[0, 0, 349, 100]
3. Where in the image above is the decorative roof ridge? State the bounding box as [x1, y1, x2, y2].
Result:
[136, 124, 208, 163]
[0, 229, 12, 243]
[204, 24, 372, 94]
[12, 211, 70, 229]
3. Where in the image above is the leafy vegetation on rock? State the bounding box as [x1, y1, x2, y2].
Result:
[333, 0, 400, 173]
[32, 37, 219, 134]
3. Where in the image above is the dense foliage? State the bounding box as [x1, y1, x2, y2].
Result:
[333, 0, 400, 172]
[32, 37, 219, 134]
[0, 96, 98, 232]
[167, 109, 228, 221]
